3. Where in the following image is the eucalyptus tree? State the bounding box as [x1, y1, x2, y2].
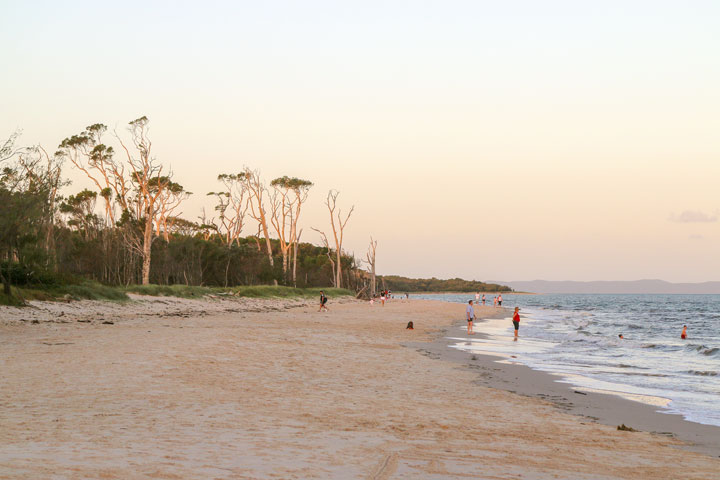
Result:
[241, 168, 274, 268]
[59, 116, 184, 285]
[209, 173, 250, 247]
[269, 176, 313, 281]
[313, 190, 354, 288]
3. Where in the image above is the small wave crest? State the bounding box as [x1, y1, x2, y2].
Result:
[688, 370, 719, 377]
[686, 344, 719, 356]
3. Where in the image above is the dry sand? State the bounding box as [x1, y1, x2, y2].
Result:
[1, 297, 719, 479]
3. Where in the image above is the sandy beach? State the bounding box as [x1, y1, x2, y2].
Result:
[1, 297, 719, 479]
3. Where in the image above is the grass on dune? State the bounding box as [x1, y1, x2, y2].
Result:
[124, 284, 353, 299]
[1, 282, 353, 306]
[0, 282, 130, 305]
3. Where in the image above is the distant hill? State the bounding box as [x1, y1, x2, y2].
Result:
[496, 279, 720, 294]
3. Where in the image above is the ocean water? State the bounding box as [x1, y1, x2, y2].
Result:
[413, 293, 720, 427]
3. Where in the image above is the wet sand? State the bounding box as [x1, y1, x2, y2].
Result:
[1, 297, 719, 478]
[409, 312, 720, 457]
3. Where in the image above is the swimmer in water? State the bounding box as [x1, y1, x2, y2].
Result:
[681, 325, 687, 340]
[618, 334, 624, 339]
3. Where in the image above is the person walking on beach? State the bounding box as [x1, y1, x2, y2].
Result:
[498, 294, 503, 306]
[681, 325, 687, 340]
[493, 296, 497, 307]
[512, 307, 520, 341]
[481, 294, 486, 306]
[475, 292, 480, 302]
[466, 300, 475, 334]
[318, 290, 329, 312]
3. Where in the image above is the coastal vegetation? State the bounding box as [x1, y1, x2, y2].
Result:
[0, 119, 365, 305]
[1, 119, 508, 305]
[379, 275, 513, 293]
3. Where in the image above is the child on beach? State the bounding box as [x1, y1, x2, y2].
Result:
[318, 291, 329, 312]
[512, 307, 520, 341]
[466, 300, 475, 335]
[482, 294, 485, 306]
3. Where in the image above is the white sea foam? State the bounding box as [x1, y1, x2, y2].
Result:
[420, 293, 720, 427]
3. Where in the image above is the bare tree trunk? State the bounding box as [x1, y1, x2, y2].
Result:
[141, 216, 153, 285]
[319, 190, 353, 289]
[366, 236, 377, 296]
[292, 229, 302, 287]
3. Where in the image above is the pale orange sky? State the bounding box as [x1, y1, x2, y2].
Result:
[2, 1, 719, 282]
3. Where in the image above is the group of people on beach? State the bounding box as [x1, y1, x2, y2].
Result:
[473, 292, 503, 307]
[466, 299, 520, 341]
[368, 290, 410, 306]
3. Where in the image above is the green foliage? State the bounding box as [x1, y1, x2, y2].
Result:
[0, 289, 26, 306]
[380, 275, 512, 293]
[8, 281, 129, 303]
[123, 284, 352, 299]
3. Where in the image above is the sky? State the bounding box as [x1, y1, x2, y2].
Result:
[2, 1, 719, 282]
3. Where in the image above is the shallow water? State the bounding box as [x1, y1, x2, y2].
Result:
[415, 293, 720, 427]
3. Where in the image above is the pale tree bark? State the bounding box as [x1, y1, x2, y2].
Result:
[242, 168, 274, 267]
[114, 116, 174, 285]
[292, 228, 302, 287]
[198, 209, 215, 241]
[269, 187, 292, 276]
[317, 190, 354, 288]
[366, 236, 377, 296]
[269, 176, 313, 281]
[58, 124, 132, 226]
[311, 227, 336, 287]
[154, 180, 190, 242]
[213, 173, 250, 247]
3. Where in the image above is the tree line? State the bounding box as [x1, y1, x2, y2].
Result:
[379, 275, 513, 293]
[0, 116, 369, 298]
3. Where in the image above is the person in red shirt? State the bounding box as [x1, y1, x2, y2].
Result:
[681, 325, 687, 340]
[512, 307, 520, 341]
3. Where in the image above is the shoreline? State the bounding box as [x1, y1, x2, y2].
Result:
[406, 307, 720, 457]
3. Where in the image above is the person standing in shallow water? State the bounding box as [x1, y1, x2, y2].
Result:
[681, 325, 687, 339]
[498, 294, 503, 306]
[466, 300, 475, 335]
[512, 307, 520, 341]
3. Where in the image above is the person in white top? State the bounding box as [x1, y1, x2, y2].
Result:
[466, 300, 476, 335]
[475, 292, 480, 302]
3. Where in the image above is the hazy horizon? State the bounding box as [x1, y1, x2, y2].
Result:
[3, 1, 719, 283]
